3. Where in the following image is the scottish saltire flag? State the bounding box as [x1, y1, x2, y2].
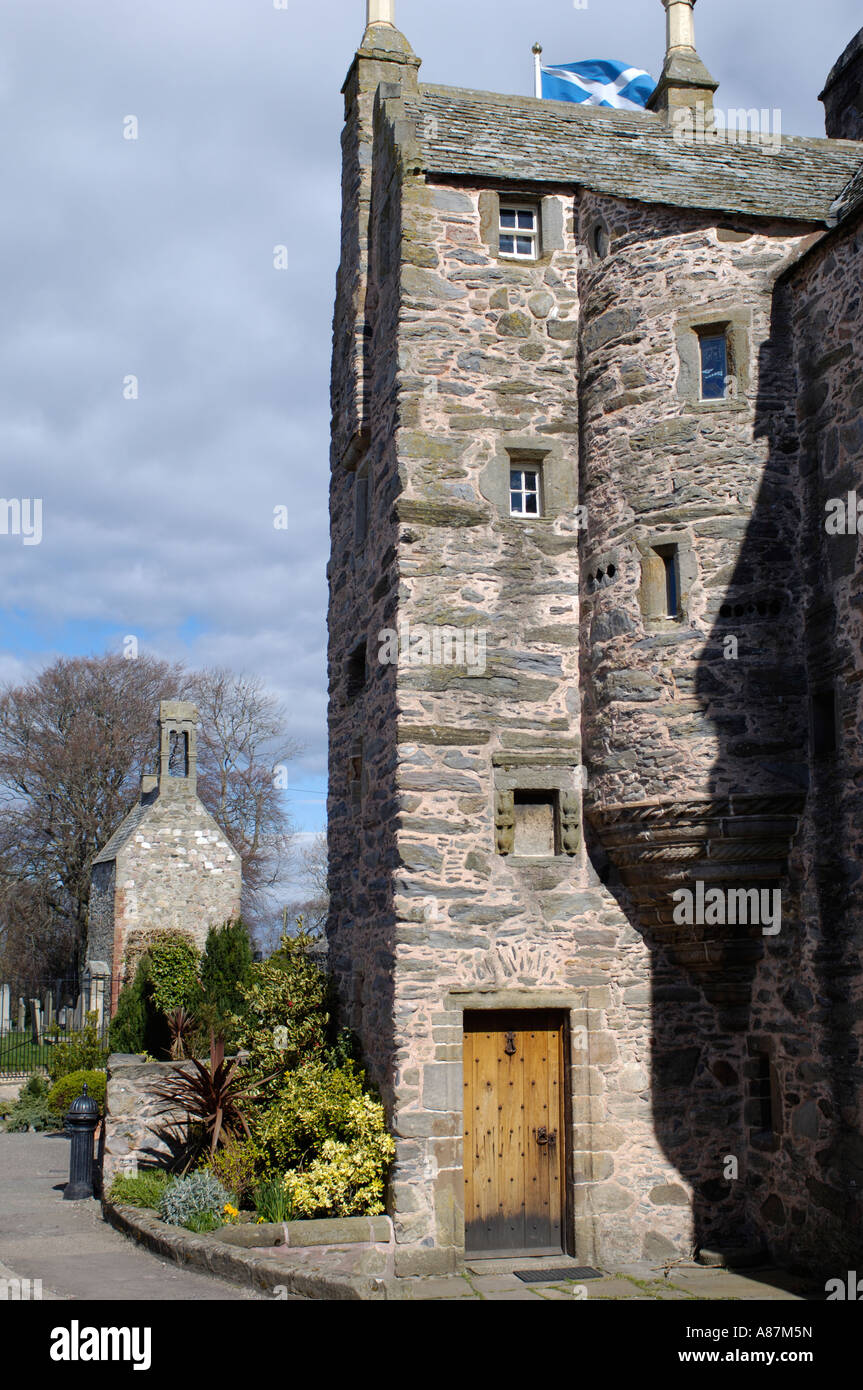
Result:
[541, 59, 656, 110]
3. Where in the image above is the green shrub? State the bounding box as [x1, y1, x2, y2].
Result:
[47, 1013, 108, 1083]
[108, 1170, 171, 1209]
[254, 1178, 294, 1224]
[109, 956, 170, 1058]
[46, 1069, 106, 1120]
[158, 1170, 232, 1229]
[148, 934, 202, 1017]
[206, 1134, 260, 1204]
[251, 1062, 394, 1217]
[201, 919, 253, 1045]
[232, 929, 329, 1075]
[3, 1075, 56, 1133]
[184, 1209, 225, 1233]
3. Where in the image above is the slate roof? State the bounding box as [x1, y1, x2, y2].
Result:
[409, 85, 863, 225]
[832, 160, 863, 222]
[92, 800, 153, 865]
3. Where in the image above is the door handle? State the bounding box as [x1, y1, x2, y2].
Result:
[536, 1127, 557, 1147]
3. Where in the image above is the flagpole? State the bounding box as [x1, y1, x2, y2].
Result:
[532, 42, 543, 99]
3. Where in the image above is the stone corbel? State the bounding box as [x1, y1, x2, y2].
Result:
[494, 789, 515, 855]
[560, 792, 581, 857]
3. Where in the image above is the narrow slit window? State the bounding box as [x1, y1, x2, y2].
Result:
[499, 206, 538, 260]
[752, 1053, 774, 1134]
[699, 331, 729, 400]
[346, 642, 367, 700]
[510, 466, 541, 517]
[655, 545, 680, 617]
[355, 467, 369, 547]
[812, 689, 837, 759]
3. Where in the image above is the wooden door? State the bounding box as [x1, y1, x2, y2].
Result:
[463, 1011, 566, 1256]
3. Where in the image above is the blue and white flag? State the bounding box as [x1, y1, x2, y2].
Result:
[541, 59, 656, 110]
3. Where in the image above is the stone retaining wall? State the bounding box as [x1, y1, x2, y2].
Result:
[102, 1053, 193, 1187]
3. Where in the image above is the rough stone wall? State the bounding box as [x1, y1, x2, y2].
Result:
[102, 1053, 193, 1187]
[329, 40, 863, 1278]
[776, 213, 863, 1274]
[331, 77, 723, 1272]
[111, 794, 241, 986]
[327, 48, 414, 1109]
[88, 860, 116, 969]
[576, 195, 811, 809]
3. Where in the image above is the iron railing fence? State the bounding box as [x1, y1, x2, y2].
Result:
[0, 973, 119, 1076]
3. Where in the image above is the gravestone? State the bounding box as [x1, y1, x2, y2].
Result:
[0, 984, 10, 1035]
[17, 998, 25, 1033]
[30, 999, 42, 1044]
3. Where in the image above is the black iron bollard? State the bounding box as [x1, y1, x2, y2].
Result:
[63, 1082, 100, 1201]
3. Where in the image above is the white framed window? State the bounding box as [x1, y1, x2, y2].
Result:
[499, 205, 539, 260]
[510, 465, 541, 517]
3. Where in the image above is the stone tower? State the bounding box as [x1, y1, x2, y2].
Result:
[327, 1, 863, 1275]
[89, 700, 241, 1011]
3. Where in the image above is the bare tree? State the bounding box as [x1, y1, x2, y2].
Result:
[188, 668, 300, 925]
[266, 832, 329, 953]
[0, 653, 182, 976]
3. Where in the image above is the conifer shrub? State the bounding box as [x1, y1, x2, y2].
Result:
[200, 919, 253, 1045]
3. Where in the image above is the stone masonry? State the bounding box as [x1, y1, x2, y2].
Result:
[326, 4, 863, 1276]
[89, 701, 241, 1010]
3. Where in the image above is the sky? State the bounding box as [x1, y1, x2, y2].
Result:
[0, 0, 859, 860]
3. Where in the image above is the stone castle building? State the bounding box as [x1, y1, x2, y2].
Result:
[326, 0, 863, 1275]
[89, 700, 241, 1010]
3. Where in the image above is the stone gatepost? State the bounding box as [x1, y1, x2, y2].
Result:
[84, 961, 110, 1028]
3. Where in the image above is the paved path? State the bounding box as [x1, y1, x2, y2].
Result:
[0, 1131, 824, 1302]
[0, 1131, 264, 1301]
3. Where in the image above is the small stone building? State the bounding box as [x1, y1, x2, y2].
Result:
[327, 1, 863, 1275]
[89, 700, 241, 1010]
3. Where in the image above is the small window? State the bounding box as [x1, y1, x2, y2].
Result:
[346, 642, 366, 700]
[510, 466, 541, 517]
[349, 737, 364, 809]
[812, 689, 837, 759]
[499, 206, 538, 260]
[513, 791, 559, 857]
[751, 1052, 775, 1135]
[698, 331, 729, 400]
[591, 222, 609, 259]
[655, 545, 680, 618]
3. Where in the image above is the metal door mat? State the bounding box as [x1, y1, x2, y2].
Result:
[514, 1266, 601, 1283]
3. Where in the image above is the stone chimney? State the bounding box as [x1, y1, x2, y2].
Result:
[367, 0, 395, 26]
[647, 0, 718, 121]
[157, 699, 198, 798]
[820, 28, 863, 141]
